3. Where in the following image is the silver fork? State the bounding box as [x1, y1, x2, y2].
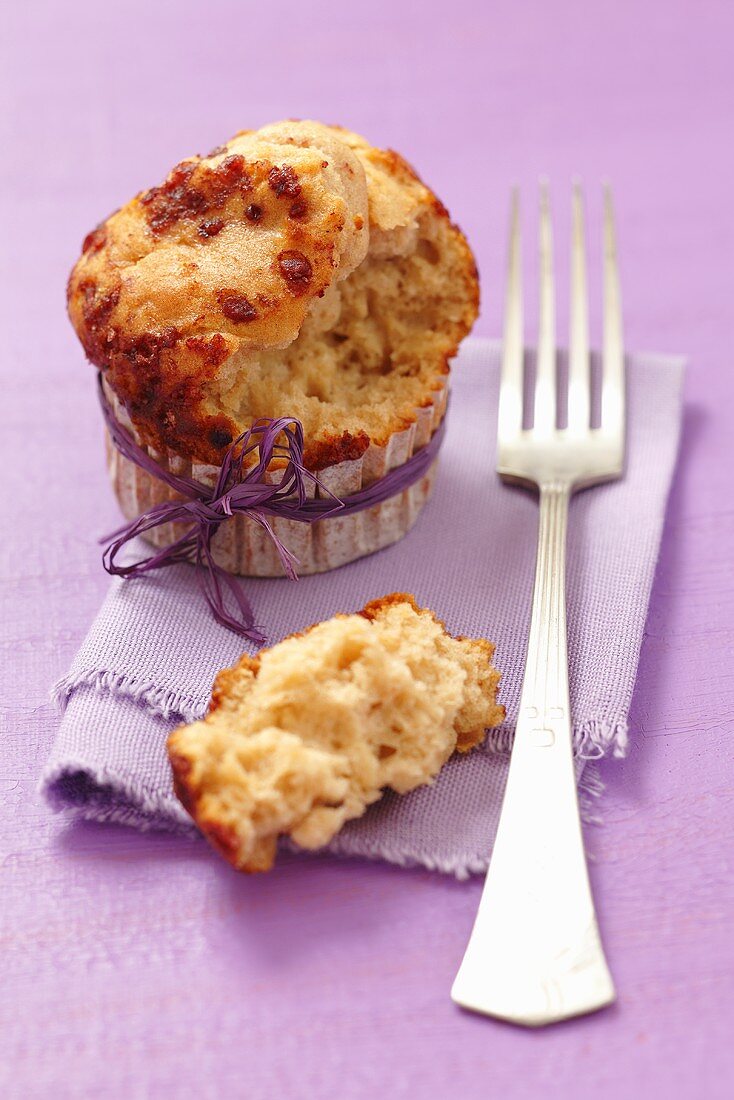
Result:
[451, 183, 623, 1026]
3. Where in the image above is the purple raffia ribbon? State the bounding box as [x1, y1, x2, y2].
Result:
[98, 373, 447, 643]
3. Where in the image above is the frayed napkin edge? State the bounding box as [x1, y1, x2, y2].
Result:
[44, 673, 614, 881]
[484, 720, 628, 759]
[51, 669, 630, 760]
[52, 668, 206, 724]
[39, 755, 604, 881]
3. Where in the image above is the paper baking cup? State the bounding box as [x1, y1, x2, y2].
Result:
[104, 380, 448, 577]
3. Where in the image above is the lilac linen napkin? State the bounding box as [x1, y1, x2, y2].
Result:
[41, 339, 684, 877]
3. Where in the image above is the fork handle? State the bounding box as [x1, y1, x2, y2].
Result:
[451, 482, 615, 1026]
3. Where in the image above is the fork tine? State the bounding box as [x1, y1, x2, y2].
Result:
[601, 185, 625, 444]
[498, 188, 523, 438]
[568, 183, 590, 432]
[534, 181, 556, 434]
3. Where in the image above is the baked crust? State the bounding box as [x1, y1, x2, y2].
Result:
[68, 121, 479, 469]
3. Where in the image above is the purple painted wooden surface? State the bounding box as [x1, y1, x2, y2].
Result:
[2, 1, 733, 1095]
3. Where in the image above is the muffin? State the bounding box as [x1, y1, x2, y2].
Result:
[67, 120, 479, 574]
[168, 594, 503, 872]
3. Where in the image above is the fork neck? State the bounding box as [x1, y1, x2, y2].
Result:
[520, 482, 572, 724]
[538, 479, 573, 498]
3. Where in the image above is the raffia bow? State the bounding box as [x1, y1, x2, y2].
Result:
[99, 374, 446, 644]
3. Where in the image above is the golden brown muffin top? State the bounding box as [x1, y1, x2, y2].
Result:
[68, 121, 479, 469]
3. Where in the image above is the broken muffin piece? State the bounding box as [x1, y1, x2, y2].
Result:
[168, 594, 504, 872]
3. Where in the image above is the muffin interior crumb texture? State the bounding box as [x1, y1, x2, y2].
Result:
[168, 594, 503, 872]
[219, 197, 476, 459]
[67, 120, 479, 469]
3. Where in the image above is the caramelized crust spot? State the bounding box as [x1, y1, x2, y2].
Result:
[268, 164, 301, 198]
[217, 290, 258, 323]
[185, 333, 230, 367]
[141, 155, 253, 235]
[77, 280, 121, 363]
[304, 429, 370, 471]
[82, 225, 106, 254]
[277, 249, 313, 294]
[198, 217, 225, 239]
[209, 427, 234, 449]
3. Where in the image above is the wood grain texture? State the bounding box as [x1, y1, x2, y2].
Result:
[1, 1, 733, 1097]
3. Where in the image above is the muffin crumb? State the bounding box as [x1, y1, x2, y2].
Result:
[168, 595, 503, 872]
